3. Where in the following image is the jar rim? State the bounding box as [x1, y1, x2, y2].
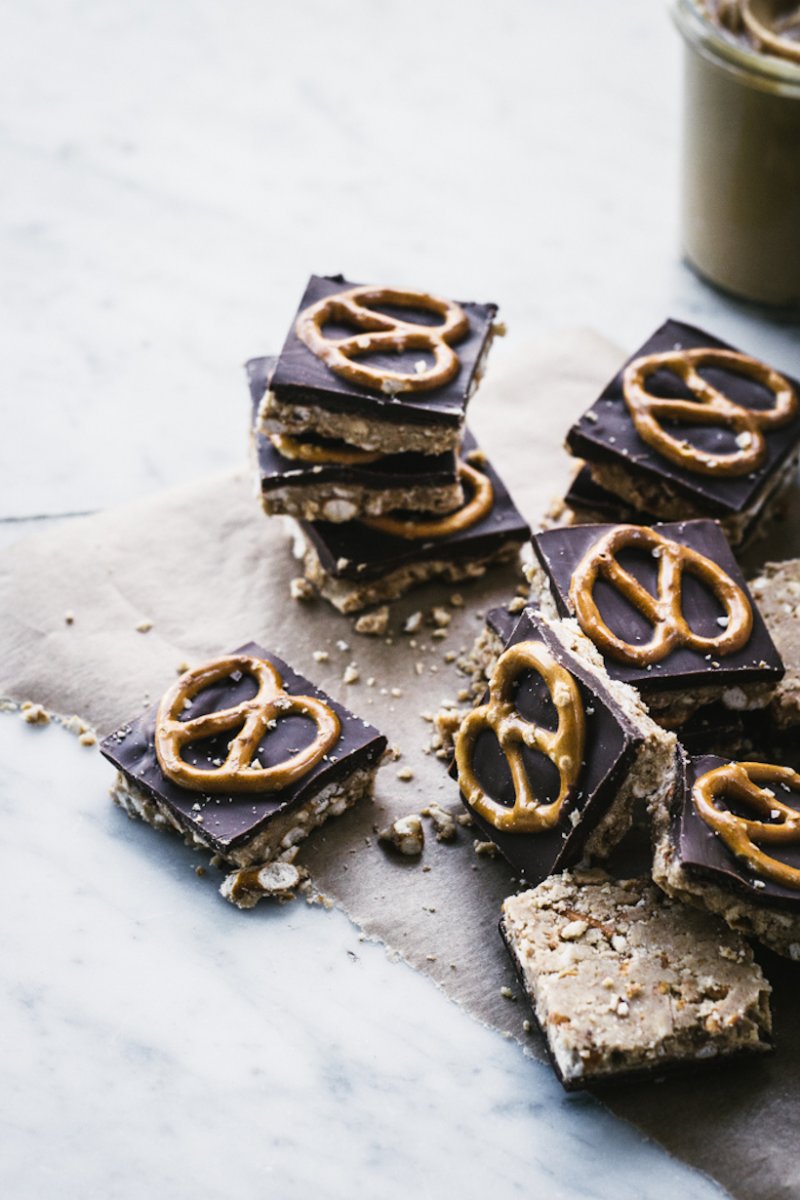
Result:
[674, 0, 800, 88]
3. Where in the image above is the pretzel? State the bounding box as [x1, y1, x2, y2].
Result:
[693, 761, 800, 890]
[155, 654, 340, 794]
[361, 460, 493, 540]
[741, 1, 800, 64]
[455, 640, 585, 833]
[295, 285, 469, 394]
[569, 524, 753, 667]
[269, 432, 383, 466]
[622, 347, 797, 477]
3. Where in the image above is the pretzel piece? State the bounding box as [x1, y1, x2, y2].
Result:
[455, 640, 585, 834]
[623, 347, 797, 477]
[155, 654, 340, 794]
[268, 432, 384, 466]
[569, 524, 753, 667]
[360, 460, 492, 540]
[693, 761, 800, 890]
[295, 285, 470, 395]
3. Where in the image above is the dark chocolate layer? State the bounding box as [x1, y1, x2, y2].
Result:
[532, 519, 784, 694]
[452, 608, 641, 883]
[566, 319, 800, 517]
[564, 465, 656, 523]
[674, 752, 800, 911]
[248, 357, 458, 491]
[485, 606, 520, 645]
[101, 642, 386, 855]
[300, 430, 530, 581]
[270, 274, 498, 428]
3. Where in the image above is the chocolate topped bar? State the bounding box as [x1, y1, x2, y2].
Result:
[673, 753, 800, 911]
[248, 356, 462, 521]
[562, 464, 656, 524]
[270, 274, 498, 428]
[451, 609, 676, 882]
[101, 642, 386, 857]
[299, 431, 530, 586]
[531, 519, 784, 697]
[566, 319, 800, 541]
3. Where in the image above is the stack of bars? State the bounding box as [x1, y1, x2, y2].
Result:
[247, 274, 530, 615]
[446, 323, 800, 1090]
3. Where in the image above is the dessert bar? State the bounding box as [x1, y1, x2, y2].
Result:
[530, 519, 784, 727]
[452, 609, 676, 881]
[101, 643, 386, 907]
[565, 319, 800, 547]
[750, 559, 800, 730]
[295, 433, 530, 613]
[501, 870, 772, 1090]
[261, 274, 500, 456]
[248, 356, 463, 522]
[653, 751, 800, 960]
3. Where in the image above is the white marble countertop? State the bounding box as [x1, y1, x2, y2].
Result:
[3, 2, 798, 1197]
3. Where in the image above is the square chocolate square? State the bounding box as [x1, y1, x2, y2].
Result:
[566, 318, 800, 533]
[450, 609, 676, 883]
[532, 519, 784, 696]
[248, 356, 462, 522]
[298, 430, 531, 612]
[270, 274, 498, 431]
[101, 642, 386, 859]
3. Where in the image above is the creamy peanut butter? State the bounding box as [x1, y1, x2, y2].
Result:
[675, 0, 800, 305]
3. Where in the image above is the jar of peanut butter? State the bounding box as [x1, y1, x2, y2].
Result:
[674, 0, 800, 306]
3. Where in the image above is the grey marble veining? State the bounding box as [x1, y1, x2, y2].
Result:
[0, 717, 726, 1200]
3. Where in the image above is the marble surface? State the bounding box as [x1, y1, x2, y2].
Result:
[2, 1, 799, 1197]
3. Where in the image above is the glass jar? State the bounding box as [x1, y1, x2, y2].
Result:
[674, 0, 800, 307]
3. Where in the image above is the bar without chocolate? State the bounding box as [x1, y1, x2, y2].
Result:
[501, 870, 772, 1090]
[101, 642, 386, 908]
[261, 274, 500, 457]
[565, 319, 800, 548]
[248, 356, 463, 522]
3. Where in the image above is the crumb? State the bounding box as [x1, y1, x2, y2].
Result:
[420, 801, 457, 842]
[342, 663, 360, 685]
[508, 596, 526, 614]
[500, 986, 516, 1000]
[195, 865, 206, 877]
[290, 577, 315, 601]
[176, 660, 190, 674]
[64, 610, 75, 625]
[20, 702, 50, 726]
[390, 687, 403, 698]
[430, 607, 451, 628]
[78, 731, 97, 747]
[473, 839, 498, 857]
[313, 649, 330, 663]
[397, 766, 414, 781]
[378, 815, 424, 857]
[450, 593, 465, 607]
[135, 619, 153, 633]
[354, 606, 390, 636]
[523, 1020, 532, 1033]
[336, 639, 350, 652]
[456, 813, 473, 827]
[404, 611, 423, 635]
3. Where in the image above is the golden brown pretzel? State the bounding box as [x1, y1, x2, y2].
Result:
[455, 640, 585, 833]
[693, 761, 800, 890]
[741, 1, 800, 64]
[622, 347, 797, 477]
[155, 654, 340, 794]
[295, 285, 469, 394]
[269, 432, 383, 466]
[569, 524, 753, 667]
[361, 460, 493, 540]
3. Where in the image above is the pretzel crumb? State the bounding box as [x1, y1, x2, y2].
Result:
[20, 702, 50, 726]
[290, 577, 315, 601]
[354, 606, 390, 636]
[135, 619, 153, 633]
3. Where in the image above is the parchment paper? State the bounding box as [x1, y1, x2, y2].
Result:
[3, 329, 799, 1200]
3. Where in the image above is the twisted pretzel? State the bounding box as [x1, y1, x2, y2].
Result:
[295, 285, 470, 394]
[155, 654, 340, 794]
[269, 432, 383, 466]
[569, 525, 753, 667]
[360, 460, 493, 540]
[455, 640, 585, 833]
[623, 347, 797, 477]
[741, 1, 800, 64]
[693, 761, 800, 890]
